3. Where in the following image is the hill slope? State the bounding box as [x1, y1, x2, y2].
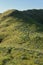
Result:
[0, 9, 43, 65]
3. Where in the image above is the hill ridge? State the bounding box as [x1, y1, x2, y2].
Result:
[0, 9, 43, 65]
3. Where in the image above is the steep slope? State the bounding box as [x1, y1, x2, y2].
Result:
[0, 9, 43, 65]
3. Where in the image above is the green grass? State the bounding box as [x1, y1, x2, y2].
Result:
[0, 9, 43, 65]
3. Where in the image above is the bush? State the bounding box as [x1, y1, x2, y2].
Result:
[0, 35, 4, 43]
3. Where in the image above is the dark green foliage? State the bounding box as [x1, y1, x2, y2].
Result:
[0, 35, 4, 43]
[23, 9, 43, 24]
[0, 38, 3, 43]
[7, 47, 12, 54]
[2, 58, 10, 65]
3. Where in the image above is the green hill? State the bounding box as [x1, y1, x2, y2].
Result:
[0, 9, 43, 65]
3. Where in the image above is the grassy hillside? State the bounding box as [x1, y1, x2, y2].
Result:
[0, 9, 43, 65]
